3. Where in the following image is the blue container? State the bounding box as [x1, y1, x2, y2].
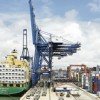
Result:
[83, 75, 86, 89]
[97, 78, 100, 91]
[92, 76, 98, 94]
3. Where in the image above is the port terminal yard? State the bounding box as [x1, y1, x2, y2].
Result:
[20, 83, 100, 100]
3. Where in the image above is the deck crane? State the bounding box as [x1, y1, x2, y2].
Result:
[29, 0, 81, 85]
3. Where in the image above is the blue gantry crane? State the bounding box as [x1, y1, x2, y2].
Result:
[29, 0, 81, 85]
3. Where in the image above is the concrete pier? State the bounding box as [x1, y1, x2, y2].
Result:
[20, 83, 100, 100]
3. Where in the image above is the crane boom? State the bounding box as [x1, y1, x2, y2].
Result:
[29, 0, 38, 44]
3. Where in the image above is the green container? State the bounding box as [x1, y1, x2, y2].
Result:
[88, 74, 93, 93]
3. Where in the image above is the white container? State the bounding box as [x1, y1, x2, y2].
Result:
[97, 91, 100, 97]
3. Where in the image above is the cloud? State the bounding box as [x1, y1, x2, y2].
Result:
[37, 0, 53, 17]
[0, 6, 100, 68]
[41, 0, 52, 4]
[41, 6, 52, 17]
[37, 10, 100, 67]
[0, 13, 34, 60]
[88, 0, 100, 12]
[65, 9, 79, 21]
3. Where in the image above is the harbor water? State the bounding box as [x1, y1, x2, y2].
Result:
[0, 96, 20, 100]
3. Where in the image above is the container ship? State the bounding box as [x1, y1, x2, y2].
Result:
[0, 49, 31, 95]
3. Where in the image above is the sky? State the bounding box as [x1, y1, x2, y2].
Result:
[0, 0, 100, 68]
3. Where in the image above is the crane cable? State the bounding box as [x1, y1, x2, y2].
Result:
[40, 30, 75, 44]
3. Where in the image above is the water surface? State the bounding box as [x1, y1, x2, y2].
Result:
[0, 96, 20, 100]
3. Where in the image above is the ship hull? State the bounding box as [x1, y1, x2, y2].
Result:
[0, 83, 30, 95]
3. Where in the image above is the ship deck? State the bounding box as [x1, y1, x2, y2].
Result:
[20, 83, 100, 100]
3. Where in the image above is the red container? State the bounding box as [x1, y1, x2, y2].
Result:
[92, 76, 98, 94]
[93, 83, 98, 93]
[97, 75, 100, 92]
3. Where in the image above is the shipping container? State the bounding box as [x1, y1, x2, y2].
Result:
[92, 74, 98, 94]
[88, 73, 93, 93]
[80, 69, 100, 95]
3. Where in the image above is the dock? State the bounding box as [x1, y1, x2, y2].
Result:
[20, 83, 100, 100]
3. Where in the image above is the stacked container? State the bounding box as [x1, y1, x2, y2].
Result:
[81, 73, 89, 91]
[92, 74, 98, 94]
[89, 72, 100, 94]
[78, 72, 82, 87]
[85, 75, 89, 91]
[81, 73, 86, 89]
[88, 73, 93, 93]
[80, 66, 100, 97]
[97, 74, 100, 97]
[97, 75, 100, 91]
